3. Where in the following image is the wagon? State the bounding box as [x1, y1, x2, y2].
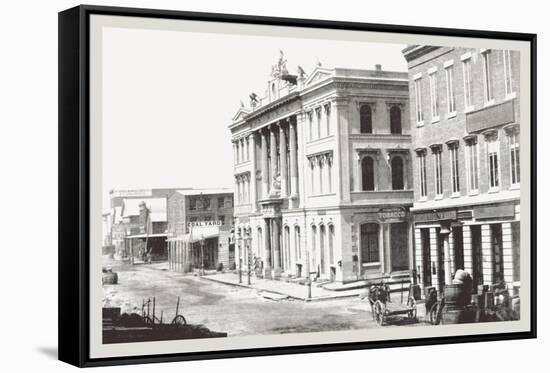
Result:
[365, 283, 417, 326]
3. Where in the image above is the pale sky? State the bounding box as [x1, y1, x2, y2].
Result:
[101, 24, 408, 209]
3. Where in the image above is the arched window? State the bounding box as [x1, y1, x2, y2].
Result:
[319, 225, 326, 275]
[390, 106, 402, 134]
[284, 225, 291, 270]
[294, 226, 301, 260]
[360, 105, 373, 134]
[360, 223, 380, 264]
[391, 156, 405, 190]
[257, 227, 263, 260]
[361, 156, 375, 191]
[311, 225, 317, 270]
[328, 224, 335, 264]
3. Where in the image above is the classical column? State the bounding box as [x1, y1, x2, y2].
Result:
[242, 175, 248, 203]
[261, 129, 269, 199]
[318, 155, 324, 194]
[247, 174, 251, 203]
[326, 153, 333, 193]
[272, 219, 281, 270]
[289, 119, 299, 198]
[501, 222, 514, 294]
[249, 133, 257, 208]
[240, 138, 245, 162]
[379, 223, 386, 274]
[481, 224, 494, 284]
[440, 224, 452, 286]
[270, 125, 278, 190]
[429, 227, 439, 292]
[232, 141, 237, 165]
[264, 218, 272, 269]
[414, 228, 423, 288]
[449, 230, 455, 275]
[333, 98, 350, 202]
[463, 225, 473, 276]
[236, 176, 241, 205]
[279, 122, 288, 197]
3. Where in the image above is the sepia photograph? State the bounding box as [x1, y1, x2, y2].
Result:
[58, 5, 535, 365]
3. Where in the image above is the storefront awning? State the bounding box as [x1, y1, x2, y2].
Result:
[169, 226, 220, 243]
[126, 233, 169, 239]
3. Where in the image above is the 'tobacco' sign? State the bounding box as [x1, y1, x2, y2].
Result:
[377, 208, 406, 219]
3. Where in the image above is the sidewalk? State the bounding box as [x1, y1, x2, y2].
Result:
[201, 272, 366, 301]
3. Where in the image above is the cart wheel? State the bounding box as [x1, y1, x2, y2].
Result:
[429, 302, 442, 325]
[143, 316, 155, 326]
[407, 297, 417, 320]
[172, 314, 187, 326]
[374, 300, 384, 326]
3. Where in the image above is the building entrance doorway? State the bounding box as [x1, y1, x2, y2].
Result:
[390, 222, 409, 271]
[360, 223, 380, 274]
[420, 228, 431, 286]
[471, 225, 483, 292]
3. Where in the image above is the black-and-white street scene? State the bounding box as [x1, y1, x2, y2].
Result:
[100, 29, 522, 343]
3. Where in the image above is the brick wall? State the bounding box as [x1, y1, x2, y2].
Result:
[405, 47, 521, 204]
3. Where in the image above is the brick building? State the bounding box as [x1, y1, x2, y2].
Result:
[166, 189, 234, 272]
[402, 46, 521, 295]
[229, 54, 414, 284]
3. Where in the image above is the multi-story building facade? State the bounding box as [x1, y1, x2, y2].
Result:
[402, 46, 521, 295]
[230, 56, 414, 284]
[121, 197, 168, 261]
[167, 189, 234, 272]
[107, 188, 181, 261]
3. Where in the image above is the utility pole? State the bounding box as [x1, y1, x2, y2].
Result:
[237, 229, 243, 284]
[246, 229, 251, 285]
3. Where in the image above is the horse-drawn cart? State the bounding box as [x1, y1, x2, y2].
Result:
[364, 283, 417, 326]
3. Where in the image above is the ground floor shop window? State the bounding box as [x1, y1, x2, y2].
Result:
[470, 225, 483, 290]
[491, 224, 504, 283]
[512, 221, 520, 282]
[452, 226, 464, 271]
[360, 223, 379, 263]
[390, 222, 409, 271]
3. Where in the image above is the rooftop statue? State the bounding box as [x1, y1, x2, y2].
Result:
[249, 92, 259, 108]
[271, 50, 289, 78]
[297, 65, 308, 80]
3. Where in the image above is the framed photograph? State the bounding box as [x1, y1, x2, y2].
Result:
[58, 4, 537, 367]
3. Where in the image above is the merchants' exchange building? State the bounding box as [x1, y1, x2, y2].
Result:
[402, 46, 521, 296]
[229, 55, 414, 284]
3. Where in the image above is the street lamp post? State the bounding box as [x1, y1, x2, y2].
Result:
[237, 230, 242, 284]
[306, 250, 312, 300]
[245, 229, 251, 285]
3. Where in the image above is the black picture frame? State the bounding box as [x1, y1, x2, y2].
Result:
[58, 4, 537, 368]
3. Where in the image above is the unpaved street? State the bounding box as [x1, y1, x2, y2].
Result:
[103, 259, 425, 337]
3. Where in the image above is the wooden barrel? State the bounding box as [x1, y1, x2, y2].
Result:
[444, 284, 471, 306]
[442, 305, 476, 324]
[444, 284, 463, 304]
